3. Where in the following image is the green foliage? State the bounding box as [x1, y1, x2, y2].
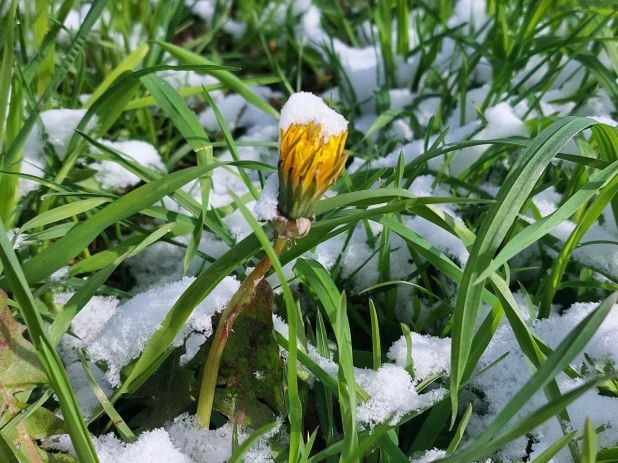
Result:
[1, 0, 618, 461]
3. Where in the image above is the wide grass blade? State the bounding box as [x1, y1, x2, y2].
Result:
[449, 117, 596, 423]
[477, 155, 618, 283]
[462, 291, 616, 454]
[0, 163, 242, 288]
[0, 219, 99, 463]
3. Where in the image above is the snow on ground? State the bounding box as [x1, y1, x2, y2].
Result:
[20, 109, 97, 196]
[54, 293, 120, 416]
[21, 0, 618, 459]
[167, 414, 276, 463]
[469, 301, 618, 462]
[273, 315, 448, 430]
[51, 413, 277, 463]
[92, 139, 166, 189]
[87, 276, 239, 386]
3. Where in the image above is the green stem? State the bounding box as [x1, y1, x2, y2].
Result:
[196, 236, 288, 427]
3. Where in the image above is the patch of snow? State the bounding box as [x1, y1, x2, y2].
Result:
[24, 109, 96, 161]
[356, 364, 448, 429]
[51, 429, 189, 463]
[87, 276, 239, 386]
[470, 301, 618, 462]
[92, 140, 165, 189]
[387, 333, 451, 383]
[167, 414, 275, 463]
[254, 174, 280, 221]
[199, 86, 280, 133]
[55, 293, 120, 364]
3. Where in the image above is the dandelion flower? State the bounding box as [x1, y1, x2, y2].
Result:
[274, 92, 348, 238]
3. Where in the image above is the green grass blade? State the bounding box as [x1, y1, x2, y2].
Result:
[0, 219, 99, 463]
[77, 350, 136, 442]
[0, 0, 17, 150]
[446, 403, 473, 455]
[369, 299, 381, 370]
[335, 293, 359, 461]
[19, 198, 110, 232]
[530, 431, 578, 463]
[582, 417, 597, 463]
[449, 117, 596, 424]
[0, 431, 20, 463]
[0, 164, 233, 288]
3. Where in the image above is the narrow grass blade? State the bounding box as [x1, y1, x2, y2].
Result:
[446, 403, 473, 454]
[336, 293, 359, 461]
[582, 418, 597, 463]
[78, 350, 136, 442]
[227, 421, 277, 463]
[0, 0, 17, 150]
[530, 431, 577, 463]
[369, 300, 381, 370]
[19, 198, 110, 232]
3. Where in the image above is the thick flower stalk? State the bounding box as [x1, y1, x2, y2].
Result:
[197, 92, 348, 428]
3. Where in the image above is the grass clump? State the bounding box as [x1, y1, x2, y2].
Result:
[1, 1, 618, 462]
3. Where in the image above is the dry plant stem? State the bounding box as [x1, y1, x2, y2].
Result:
[196, 236, 288, 427]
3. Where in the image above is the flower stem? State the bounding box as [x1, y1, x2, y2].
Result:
[196, 236, 288, 428]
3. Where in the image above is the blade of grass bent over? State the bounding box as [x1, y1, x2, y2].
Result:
[449, 117, 596, 425]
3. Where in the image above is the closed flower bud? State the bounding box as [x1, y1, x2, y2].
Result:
[276, 92, 348, 223]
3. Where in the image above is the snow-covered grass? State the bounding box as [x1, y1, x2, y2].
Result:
[1, 1, 618, 463]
